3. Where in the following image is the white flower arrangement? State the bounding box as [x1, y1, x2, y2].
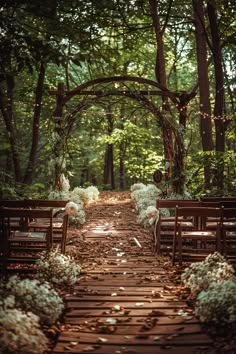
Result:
[131, 183, 162, 227]
[3, 276, 64, 325]
[146, 206, 159, 225]
[181, 252, 236, 296]
[48, 190, 69, 201]
[65, 201, 79, 216]
[130, 183, 146, 192]
[49, 185, 100, 226]
[71, 187, 90, 205]
[36, 248, 81, 286]
[0, 304, 48, 354]
[195, 280, 236, 324]
[69, 209, 86, 225]
[159, 207, 171, 217]
[85, 186, 99, 202]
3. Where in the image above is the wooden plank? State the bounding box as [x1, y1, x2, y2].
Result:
[56, 331, 213, 345]
[65, 296, 181, 302]
[66, 300, 187, 309]
[52, 194, 214, 354]
[61, 323, 203, 335]
[53, 343, 214, 354]
[65, 315, 198, 326]
[66, 309, 188, 317]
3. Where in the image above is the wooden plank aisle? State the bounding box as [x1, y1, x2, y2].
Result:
[52, 192, 215, 354]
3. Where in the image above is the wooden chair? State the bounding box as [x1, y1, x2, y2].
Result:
[200, 196, 236, 203]
[172, 206, 224, 266]
[24, 200, 69, 253]
[221, 208, 236, 259]
[154, 199, 200, 255]
[0, 199, 69, 253]
[0, 208, 53, 272]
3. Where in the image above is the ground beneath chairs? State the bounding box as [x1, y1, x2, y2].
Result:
[51, 192, 235, 354]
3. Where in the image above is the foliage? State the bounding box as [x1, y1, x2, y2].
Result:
[195, 280, 236, 324]
[36, 248, 81, 286]
[0, 0, 235, 194]
[181, 252, 236, 297]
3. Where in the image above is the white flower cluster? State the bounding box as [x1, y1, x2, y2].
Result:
[36, 248, 81, 286]
[0, 297, 48, 353]
[49, 185, 99, 226]
[65, 201, 79, 216]
[195, 280, 236, 324]
[182, 252, 236, 325]
[131, 183, 163, 227]
[2, 276, 64, 325]
[181, 252, 235, 297]
[146, 206, 160, 226]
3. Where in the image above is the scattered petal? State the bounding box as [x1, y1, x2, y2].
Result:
[106, 318, 117, 324]
[97, 337, 108, 343]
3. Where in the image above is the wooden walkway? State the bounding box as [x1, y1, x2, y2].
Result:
[52, 193, 215, 354]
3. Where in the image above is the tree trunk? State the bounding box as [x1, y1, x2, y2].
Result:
[149, 0, 184, 193]
[53, 83, 66, 190]
[119, 141, 126, 190]
[0, 76, 22, 182]
[149, 0, 173, 172]
[192, 0, 214, 190]
[207, 1, 225, 192]
[23, 62, 46, 184]
[103, 107, 115, 190]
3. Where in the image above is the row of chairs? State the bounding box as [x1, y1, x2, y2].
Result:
[153, 198, 236, 265]
[0, 200, 69, 272]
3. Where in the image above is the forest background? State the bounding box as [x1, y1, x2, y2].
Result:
[0, 0, 235, 199]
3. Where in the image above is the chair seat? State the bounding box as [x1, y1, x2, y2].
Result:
[181, 230, 217, 238]
[10, 230, 47, 240]
[29, 218, 63, 229]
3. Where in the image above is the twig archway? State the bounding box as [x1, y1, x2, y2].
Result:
[50, 76, 188, 193]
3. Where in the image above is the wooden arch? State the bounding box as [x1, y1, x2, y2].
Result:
[50, 76, 186, 193]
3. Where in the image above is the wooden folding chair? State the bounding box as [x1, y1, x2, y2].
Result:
[221, 208, 236, 258]
[25, 199, 69, 253]
[0, 208, 53, 271]
[155, 200, 200, 255]
[172, 206, 224, 265]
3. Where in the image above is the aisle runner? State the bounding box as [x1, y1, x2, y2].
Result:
[52, 192, 214, 354]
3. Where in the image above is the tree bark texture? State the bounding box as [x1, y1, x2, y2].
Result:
[23, 62, 46, 184]
[0, 76, 22, 182]
[192, 0, 214, 189]
[207, 1, 225, 191]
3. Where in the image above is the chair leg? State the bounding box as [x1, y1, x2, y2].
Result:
[155, 220, 161, 255]
[172, 228, 178, 266]
[178, 237, 183, 266]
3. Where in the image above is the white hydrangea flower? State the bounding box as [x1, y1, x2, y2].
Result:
[195, 280, 236, 324]
[181, 252, 236, 296]
[71, 187, 90, 205]
[48, 190, 69, 201]
[0, 307, 48, 354]
[85, 186, 99, 201]
[3, 276, 64, 325]
[65, 201, 79, 216]
[130, 183, 146, 192]
[36, 249, 81, 286]
[146, 206, 159, 225]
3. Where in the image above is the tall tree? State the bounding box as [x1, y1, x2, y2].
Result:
[192, 0, 214, 190]
[207, 1, 225, 191]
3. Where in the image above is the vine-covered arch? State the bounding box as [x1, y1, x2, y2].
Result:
[50, 76, 187, 193]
